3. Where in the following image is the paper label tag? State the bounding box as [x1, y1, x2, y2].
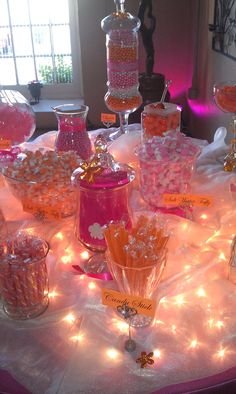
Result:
[22, 199, 62, 220]
[0, 139, 11, 149]
[163, 193, 213, 207]
[102, 288, 156, 318]
[101, 113, 116, 124]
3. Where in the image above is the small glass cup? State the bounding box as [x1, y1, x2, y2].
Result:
[0, 233, 49, 320]
[141, 102, 181, 141]
[106, 249, 166, 327]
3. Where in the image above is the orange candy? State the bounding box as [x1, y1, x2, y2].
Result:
[105, 94, 142, 112]
[108, 44, 137, 62]
[215, 85, 236, 113]
[142, 111, 180, 139]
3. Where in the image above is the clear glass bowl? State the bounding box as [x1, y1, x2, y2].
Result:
[3, 172, 76, 220]
[213, 81, 236, 113]
[2, 150, 80, 220]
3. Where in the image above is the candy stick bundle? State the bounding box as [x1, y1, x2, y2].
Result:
[104, 215, 169, 298]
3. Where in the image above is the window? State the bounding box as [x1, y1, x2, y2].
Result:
[0, 0, 83, 99]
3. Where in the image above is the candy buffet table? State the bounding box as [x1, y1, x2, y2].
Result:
[1, 126, 236, 394]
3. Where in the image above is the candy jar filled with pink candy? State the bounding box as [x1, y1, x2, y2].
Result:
[138, 131, 201, 215]
[0, 215, 49, 320]
[71, 134, 135, 269]
[53, 104, 92, 161]
[0, 90, 36, 148]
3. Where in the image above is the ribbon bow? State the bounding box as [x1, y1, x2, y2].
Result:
[78, 158, 104, 183]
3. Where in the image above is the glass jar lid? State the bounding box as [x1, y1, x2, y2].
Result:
[101, 0, 140, 33]
[71, 134, 135, 190]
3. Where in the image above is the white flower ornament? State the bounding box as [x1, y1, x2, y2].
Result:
[88, 223, 104, 240]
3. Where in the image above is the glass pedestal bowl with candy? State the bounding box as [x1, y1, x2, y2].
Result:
[2, 150, 82, 221]
[0, 90, 36, 164]
[213, 81, 236, 171]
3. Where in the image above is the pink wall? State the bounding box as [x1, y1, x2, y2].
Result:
[138, 0, 198, 106]
[134, 0, 200, 132]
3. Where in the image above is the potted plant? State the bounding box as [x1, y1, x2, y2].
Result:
[28, 80, 43, 104]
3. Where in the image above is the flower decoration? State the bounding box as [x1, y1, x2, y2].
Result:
[136, 351, 154, 368]
[88, 223, 104, 240]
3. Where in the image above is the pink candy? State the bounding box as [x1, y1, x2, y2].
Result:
[138, 132, 200, 208]
[0, 103, 35, 145]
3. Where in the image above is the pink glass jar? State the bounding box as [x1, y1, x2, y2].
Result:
[71, 135, 135, 252]
[54, 104, 92, 160]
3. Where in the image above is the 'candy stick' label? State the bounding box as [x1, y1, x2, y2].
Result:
[163, 193, 213, 207]
[102, 288, 156, 317]
[101, 113, 116, 124]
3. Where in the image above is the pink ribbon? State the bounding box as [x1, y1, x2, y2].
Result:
[72, 264, 113, 281]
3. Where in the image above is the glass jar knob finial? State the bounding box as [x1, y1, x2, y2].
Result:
[114, 0, 125, 12]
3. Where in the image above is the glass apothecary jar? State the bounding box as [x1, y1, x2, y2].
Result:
[71, 135, 135, 252]
[101, 0, 142, 137]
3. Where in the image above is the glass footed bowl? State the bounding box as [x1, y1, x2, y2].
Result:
[0, 90, 36, 145]
[213, 81, 236, 113]
[2, 150, 81, 220]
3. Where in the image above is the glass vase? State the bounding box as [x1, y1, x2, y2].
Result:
[53, 104, 92, 161]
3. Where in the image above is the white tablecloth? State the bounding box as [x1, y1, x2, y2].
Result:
[1, 126, 236, 394]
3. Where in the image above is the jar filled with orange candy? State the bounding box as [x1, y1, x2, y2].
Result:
[141, 102, 181, 141]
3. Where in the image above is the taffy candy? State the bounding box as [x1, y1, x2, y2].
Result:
[3, 150, 82, 219]
[138, 131, 200, 209]
[142, 102, 181, 140]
